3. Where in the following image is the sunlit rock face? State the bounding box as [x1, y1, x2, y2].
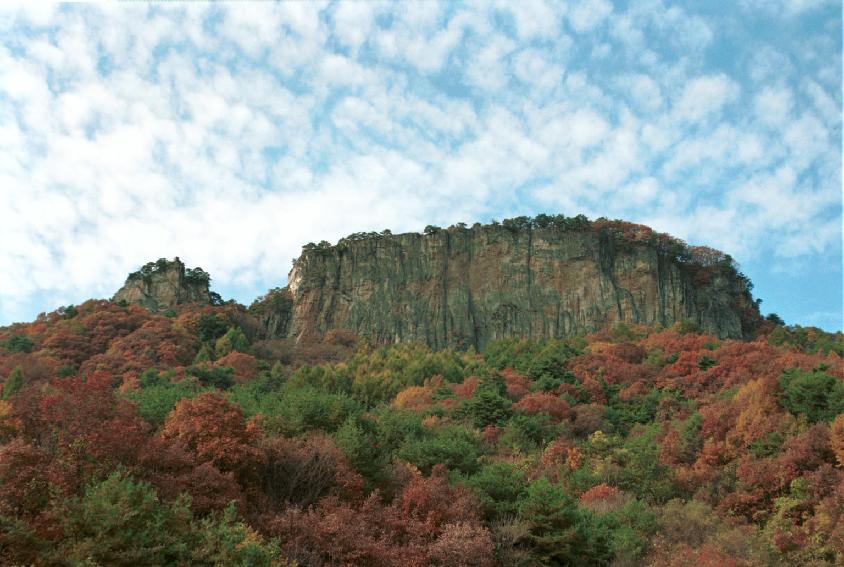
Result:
[263, 221, 759, 350]
[113, 258, 211, 312]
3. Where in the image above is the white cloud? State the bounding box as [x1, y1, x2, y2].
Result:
[332, 2, 380, 53]
[513, 49, 564, 95]
[754, 86, 794, 125]
[503, 0, 560, 39]
[625, 176, 659, 204]
[623, 73, 664, 113]
[654, 6, 712, 50]
[803, 80, 840, 127]
[673, 74, 739, 123]
[783, 112, 830, 168]
[464, 33, 516, 91]
[375, 5, 472, 73]
[741, 0, 836, 16]
[567, 0, 612, 33]
[661, 125, 768, 178]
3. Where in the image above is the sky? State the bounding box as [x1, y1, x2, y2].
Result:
[0, 1, 841, 331]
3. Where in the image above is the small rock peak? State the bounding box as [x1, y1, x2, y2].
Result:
[113, 257, 214, 313]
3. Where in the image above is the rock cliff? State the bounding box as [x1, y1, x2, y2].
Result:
[250, 217, 761, 349]
[113, 257, 213, 312]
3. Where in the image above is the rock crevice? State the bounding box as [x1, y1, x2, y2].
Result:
[255, 221, 759, 349]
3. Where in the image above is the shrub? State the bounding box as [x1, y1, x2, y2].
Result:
[196, 313, 229, 343]
[3, 334, 33, 353]
[463, 386, 513, 428]
[397, 425, 481, 475]
[187, 364, 235, 390]
[215, 327, 249, 356]
[778, 368, 844, 423]
[463, 461, 527, 520]
[126, 379, 205, 426]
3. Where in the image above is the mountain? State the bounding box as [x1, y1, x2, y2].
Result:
[248, 215, 761, 349]
[112, 215, 762, 349]
[3, 217, 842, 567]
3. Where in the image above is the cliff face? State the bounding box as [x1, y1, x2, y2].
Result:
[248, 288, 293, 339]
[113, 257, 211, 312]
[261, 223, 759, 349]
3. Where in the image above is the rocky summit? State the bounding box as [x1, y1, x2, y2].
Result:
[245, 216, 762, 349]
[113, 257, 215, 312]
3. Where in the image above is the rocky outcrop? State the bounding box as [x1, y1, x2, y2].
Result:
[262, 218, 760, 349]
[113, 257, 212, 312]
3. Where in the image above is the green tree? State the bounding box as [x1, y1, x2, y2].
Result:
[615, 425, 678, 503]
[194, 343, 215, 363]
[3, 334, 33, 353]
[196, 313, 229, 343]
[58, 305, 78, 319]
[499, 413, 562, 452]
[125, 379, 205, 426]
[518, 477, 585, 565]
[333, 415, 384, 485]
[215, 327, 249, 356]
[462, 376, 512, 428]
[605, 387, 663, 434]
[187, 364, 235, 390]
[464, 461, 527, 520]
[230, 381, 360, 436]
[397, 425, 481, 475]
[190, 503, 282, 566]
[56, 471, 192, 566]
[779, 367, 844, 423]
[1, 367, 24, 400]
[371, 407, 426, 456]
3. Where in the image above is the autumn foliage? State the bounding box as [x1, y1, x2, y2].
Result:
[0, 299, 841, 565]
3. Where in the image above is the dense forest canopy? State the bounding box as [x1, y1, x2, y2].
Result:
[0, 298, 842, 566]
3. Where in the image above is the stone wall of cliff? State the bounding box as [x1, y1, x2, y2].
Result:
[258, 222, 759, 349]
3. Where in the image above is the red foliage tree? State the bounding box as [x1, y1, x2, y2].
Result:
[162, 392, 262, 477]
[428, 522, 495, 566]
[394, 467, 481, 536]
[0, 353, 57, 384]
[82, 318, 196, 377]
[215, 351, 259, 383]
[513, 392, 571, 423]
[0, 438, 50, 519]
[451, 376, 478, 400]
[501, 368, 532, 401]
[42, 327, 95, 367]
[257, 434, 363, 510]
[79, 301, 149, 353]
[579, 483, 627, 513]
[4, 372, 149, 493]
[136, 435, 244, 515]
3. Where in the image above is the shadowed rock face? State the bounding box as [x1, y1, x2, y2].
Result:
[113, 258, 211, 312]
[252, 222, 760, 349]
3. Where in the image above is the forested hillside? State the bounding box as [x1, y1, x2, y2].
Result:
[1, 299, 842, 565]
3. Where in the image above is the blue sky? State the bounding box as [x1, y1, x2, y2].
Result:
[0, 1, 841, 331]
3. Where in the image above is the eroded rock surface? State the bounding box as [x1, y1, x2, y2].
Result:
[261, 221, 760, 349]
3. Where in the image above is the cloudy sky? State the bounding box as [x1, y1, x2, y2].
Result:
[1, 1, 841, 330]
